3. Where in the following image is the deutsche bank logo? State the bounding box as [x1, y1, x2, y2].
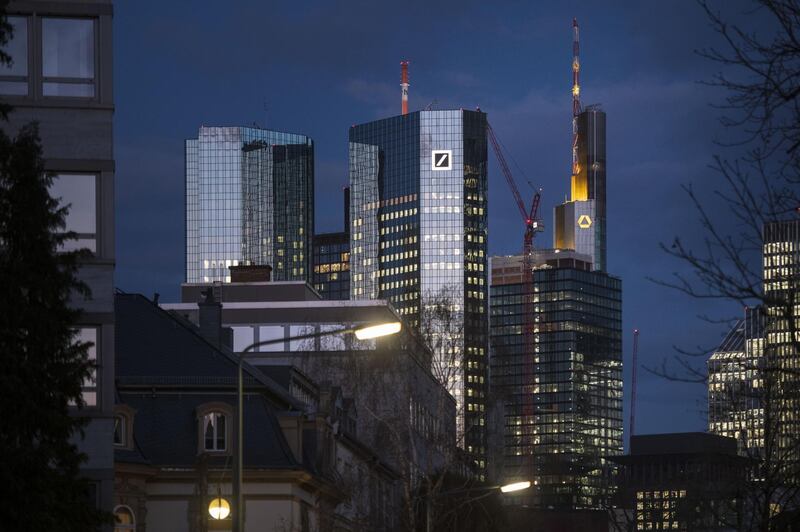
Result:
[431, 150, 452, 171]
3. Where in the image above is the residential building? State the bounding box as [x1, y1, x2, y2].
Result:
[489, 251, 623, 509]
[162, 267, 457, 524]
[114, 292, 399, 531]
[708, 307, 765, 457]
[554, 106, 607, 271]
[349, 108, 489, 472]
[612, 433, 747, 531]
[313, 187, 350, 300]
[185, 126, 314, 284]
[1, 1, 115, 523]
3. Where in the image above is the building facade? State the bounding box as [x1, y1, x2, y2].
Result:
[763, 220, 800, 466]
[349, 108, 489, 472]
[163, 273, 457, 525]
[708, 307, 765, 457]
[313, 187, 350, 300]
[489, 251, 623, 509]
[612, 433, 747, 531]
[115, 292, 399, 532]
[2, 1, 115, 524]
[555, 106, 607, 272]
[185, 126, 314, 284]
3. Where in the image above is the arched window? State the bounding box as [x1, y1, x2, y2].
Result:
[113, 505, 135, 532]
[203, 412, 226, 451]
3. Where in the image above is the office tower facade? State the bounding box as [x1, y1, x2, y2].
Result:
[613, 433, 746, 531]
[312, 187, 350, 300]
[490, 251, 623, 509]
[185, 126, 314, 283]
[349, 109, 489, 470]
[1, 1, 116, 524]
[708, 307, 765, 456]
[555, 106, 607, 271]
[763, 220, 800, 464]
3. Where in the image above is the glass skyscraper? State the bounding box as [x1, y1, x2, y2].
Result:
[489, 251, 623, 509]
[313, 188, 351, 300]
[349, 109, 489, 471]
[185, 126, 314, 283]
[555, 106, 607, 271]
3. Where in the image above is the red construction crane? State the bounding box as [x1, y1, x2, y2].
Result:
[487, 122, 542, 480]
[629, 329, 640, 441]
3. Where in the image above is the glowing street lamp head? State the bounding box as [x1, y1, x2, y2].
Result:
[500, 481, 531, 493]
[208, 497, 231, 520]
[354, 321, 402, 340]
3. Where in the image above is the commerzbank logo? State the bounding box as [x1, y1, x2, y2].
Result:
[431, 150, 452, 171]
[577, 214, 592, 229]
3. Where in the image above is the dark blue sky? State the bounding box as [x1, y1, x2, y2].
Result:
[114, 1, 769, 436]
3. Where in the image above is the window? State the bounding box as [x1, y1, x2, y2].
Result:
[203, 412, 226, 451]
[0, 16, 28, 95]
[113, 415, 126, 446]
[42, 17, 95, 97]
[113, 505, 135, 532]
[49, 174, 97, 252]
[77, 327, 97, 407]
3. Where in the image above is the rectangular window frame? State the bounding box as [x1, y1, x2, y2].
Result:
[39, 15, 98, 100]
[49, 172, 100, 254]
[76, 326, 100, 409]
[0, 15, 31, 97]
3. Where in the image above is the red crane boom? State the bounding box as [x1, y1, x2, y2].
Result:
[487, 122, 542, 484]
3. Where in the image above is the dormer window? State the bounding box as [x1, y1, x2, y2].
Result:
[113, 415, 125, 446]
[203, 412, 226, 451]
[113, 405, 135, 450]
[197, 403, 232, 455]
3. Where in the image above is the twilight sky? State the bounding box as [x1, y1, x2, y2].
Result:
[114, 1, 773, 437]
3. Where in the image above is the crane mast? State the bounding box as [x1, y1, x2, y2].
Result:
[629, 329, 640, 441]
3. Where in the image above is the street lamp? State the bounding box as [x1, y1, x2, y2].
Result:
[232, 321, 402, 532]
[426, 480, 531, 532]
[208, 497, 231, 520]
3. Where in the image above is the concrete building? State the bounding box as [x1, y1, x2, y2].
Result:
[185, 126, 314, 284]
[612, 433, 747, 531]
[114, 292, 399, 531]
[489, 251, 623, 509]
[1, 0, 115, 523]
[162, 268, 457, 526]
[312, 187, 350, 300]
[349, 108, 489, 474]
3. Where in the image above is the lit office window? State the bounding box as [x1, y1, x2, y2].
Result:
[0, 16, 28, 95]
[42, 17, 95, 97]
[49, 174, 97, 252]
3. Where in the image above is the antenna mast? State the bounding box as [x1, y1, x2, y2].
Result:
[571, 18, 581, 180]
[401, 61, 409, 115]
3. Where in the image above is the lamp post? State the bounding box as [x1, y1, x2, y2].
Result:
[232, 321, 402, 532]
[425, 480, 531, 532]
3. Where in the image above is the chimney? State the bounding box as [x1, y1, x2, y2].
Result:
[229, 264, 272, 283]
[198, 288, 222, 347]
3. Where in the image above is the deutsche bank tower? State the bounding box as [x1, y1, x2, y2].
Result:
[349, 109, 489, 474]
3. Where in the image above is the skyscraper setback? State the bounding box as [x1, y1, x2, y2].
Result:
[349, 108, 490, 471]
[554, 106, 607, 271]
[185, 126, 314, 284]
